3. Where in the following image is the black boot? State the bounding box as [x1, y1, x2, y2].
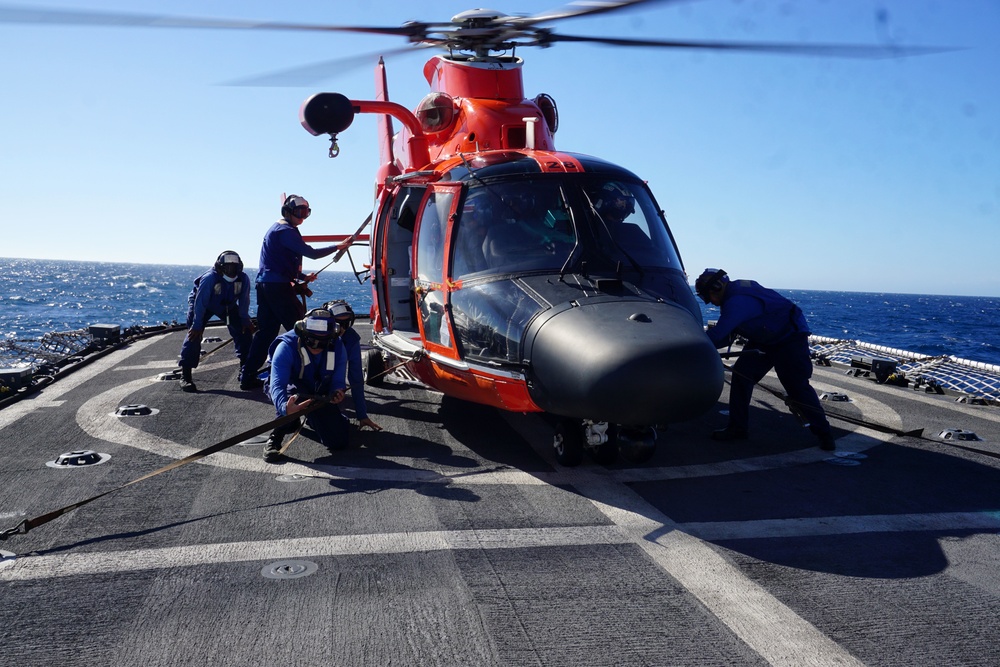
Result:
[263, 432, 284, 461]
[179, 366, 197, 393]
[240, 366, 264, 390]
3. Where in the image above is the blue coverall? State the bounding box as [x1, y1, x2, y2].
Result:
[241, 219, 337, 380]
[707, 279, 832, 438]
[179, 269, 252, 368]
[266, 331, 349, 450]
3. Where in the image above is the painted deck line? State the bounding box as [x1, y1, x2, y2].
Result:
[0, 525, 631, 580]
[576, 474, 865, 667]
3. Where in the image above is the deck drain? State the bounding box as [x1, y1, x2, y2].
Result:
[938, 429, 981, 442]
[820, 392, 851, 402]
[156, 369, 184, 381]
[261, 560, 318, 580]
[204, 336, 223, 343]
[113, 404, 159, 417]
[46, 450, 111, 468]
[1, 550, 15, 569]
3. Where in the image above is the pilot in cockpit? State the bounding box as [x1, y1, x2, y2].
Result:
[592, 181, 636, 225]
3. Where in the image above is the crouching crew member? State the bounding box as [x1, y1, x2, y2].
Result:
[263, 308, 348, 461]
[325, 300, 383, 431]
[695, 268, 836, 451]
[178, 251, 253, 392]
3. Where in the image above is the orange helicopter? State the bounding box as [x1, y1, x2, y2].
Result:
[0, 1, 942, 465]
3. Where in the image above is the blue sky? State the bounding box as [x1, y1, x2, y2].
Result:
[1, 0, 997, 296]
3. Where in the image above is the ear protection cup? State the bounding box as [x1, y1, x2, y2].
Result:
[695, 268, 728, 303]
[708, 269, 727, 293]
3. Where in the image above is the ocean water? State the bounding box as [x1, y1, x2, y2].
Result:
[2, 257, 998, 366]
[0, 257, 371, 341]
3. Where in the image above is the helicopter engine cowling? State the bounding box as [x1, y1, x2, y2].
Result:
[522, 298, 723, 426]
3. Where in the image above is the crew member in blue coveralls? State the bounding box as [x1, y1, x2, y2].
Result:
[263, 308, 348, 461]
[695, 268, 836, 451]
[240, 194, 345, 390]
[178, 251, 253, 393]
[324, 299, 383, 431]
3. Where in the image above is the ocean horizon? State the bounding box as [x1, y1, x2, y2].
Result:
[3, 257, 998, 366]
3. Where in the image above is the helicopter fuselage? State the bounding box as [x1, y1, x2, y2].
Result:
[301, 53, 723, 437]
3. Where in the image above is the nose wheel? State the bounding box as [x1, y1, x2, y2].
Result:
[552, 419, 654, 466]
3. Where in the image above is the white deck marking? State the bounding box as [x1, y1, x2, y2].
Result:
[560, 472, 866, 667]
[502, 413, 871, 667]
[0, 526, 631, 581]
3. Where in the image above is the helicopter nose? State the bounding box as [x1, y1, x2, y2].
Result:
[523, 300, 724, 425]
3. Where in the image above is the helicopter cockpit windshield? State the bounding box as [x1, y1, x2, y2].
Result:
[450, 177, 682, 281]
[445, 174, 689, 364]
[452, 181, 576, 278]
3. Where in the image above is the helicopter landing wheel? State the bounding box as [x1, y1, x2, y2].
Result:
[553, 419, 584, 467]
[363, 349, 386, 386]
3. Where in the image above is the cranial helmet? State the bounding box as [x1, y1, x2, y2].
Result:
[595, 181, 635, 220]
[293, 308, 341, 349]
[695, 268, 729, 304]
[281, 194, 311, 220]
[323, 299, 355, 331]
[214, 251, 243, 279]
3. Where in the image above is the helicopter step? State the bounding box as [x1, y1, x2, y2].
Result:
[552, 418, 657, 467]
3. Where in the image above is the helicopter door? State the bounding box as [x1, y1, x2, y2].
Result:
[413, 184, 461, 358]
[375, 185, 424, 332]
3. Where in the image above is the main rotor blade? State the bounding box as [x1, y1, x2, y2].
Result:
[547, 33, 955, 58]
[512, 0, 676, 27]
[224, 45, 432, 87]
[0, 4, 422, 38]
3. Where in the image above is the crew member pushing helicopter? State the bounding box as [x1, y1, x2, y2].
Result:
[695, 268, 836, 451]
[240, 194, 348, 390]
[178, 251, 253, 393]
